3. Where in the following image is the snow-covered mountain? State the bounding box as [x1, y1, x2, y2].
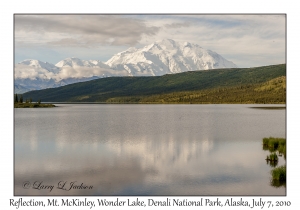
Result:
[105, 39, 237, 76]
[14, 57, 128, 93]
[14, 39, 237, 93]
[19, 59, 61, 73]
[55, 57, 110, 69]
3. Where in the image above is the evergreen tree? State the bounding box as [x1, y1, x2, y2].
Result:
[14, 94, 18, 103]
[19, 95, 23, 103]
[38, 99, 41, 104]
[29, 98, 32, 103]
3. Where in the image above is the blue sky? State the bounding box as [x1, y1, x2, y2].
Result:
[14, 14, 285, 68]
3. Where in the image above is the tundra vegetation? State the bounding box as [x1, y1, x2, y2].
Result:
[262, 137, 286, 187]
[271, 166, 286, 187]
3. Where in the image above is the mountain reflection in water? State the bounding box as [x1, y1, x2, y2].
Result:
[15, 104, 285, 195]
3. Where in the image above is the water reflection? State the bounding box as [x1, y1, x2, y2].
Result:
[266, 159, 278, 168]
[271, 179, 286, 188]
[15, 104, 286, 195]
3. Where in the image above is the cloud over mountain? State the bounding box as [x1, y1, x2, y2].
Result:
[15, 15, 160, 47]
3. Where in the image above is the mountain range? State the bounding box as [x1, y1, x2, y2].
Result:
[14, 39, 237, 93]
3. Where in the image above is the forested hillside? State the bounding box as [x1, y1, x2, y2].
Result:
[22, 64, 286, 104]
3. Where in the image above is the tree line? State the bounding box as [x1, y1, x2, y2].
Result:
[14, 94, 41, 104]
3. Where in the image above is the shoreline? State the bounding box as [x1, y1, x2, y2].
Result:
[14, 103, 55, 108]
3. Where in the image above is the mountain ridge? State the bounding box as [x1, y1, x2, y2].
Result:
[15, 39, 237, 93]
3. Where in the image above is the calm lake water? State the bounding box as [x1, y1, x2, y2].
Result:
[14, 104, 286, 195]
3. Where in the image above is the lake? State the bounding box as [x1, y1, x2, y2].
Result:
[14, 104, 286, 195]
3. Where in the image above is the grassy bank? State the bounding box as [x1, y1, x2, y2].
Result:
[263, 137, 286, 157]
[14, 103, 55, 108]
[262, 137, 286, 187]
[271, 165, 286, 187]
[272, 165, 286, 181]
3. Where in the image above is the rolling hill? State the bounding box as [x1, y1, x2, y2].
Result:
[22, 64, 286, 104]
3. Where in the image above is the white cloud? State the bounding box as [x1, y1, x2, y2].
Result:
[14, 14, 286, 67]
[15, 15, 160, 47]
[138, 15, 285, 67]
[58, 67, 128, 79]
[14, 64, 55, 80]
[14, 64, 129, 81]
